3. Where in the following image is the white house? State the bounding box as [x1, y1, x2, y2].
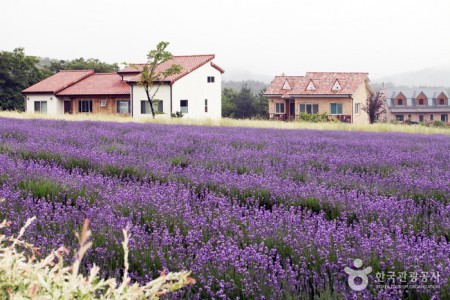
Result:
[22, 55, 224, 119]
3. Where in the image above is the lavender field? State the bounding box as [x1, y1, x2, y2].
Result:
[0, 117, 449, 299]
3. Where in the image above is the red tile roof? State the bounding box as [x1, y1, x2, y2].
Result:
[291, 72, 369, 96]
[265, 72, 369, 98]
[120, 55, 224, 83]
[264, 76, 304, 96]
[22, 70, 94, 94]
[57, 73, 130, 96]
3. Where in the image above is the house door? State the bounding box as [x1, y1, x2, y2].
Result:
[290, 102, 295, 118]
[64, 101, 72, 114]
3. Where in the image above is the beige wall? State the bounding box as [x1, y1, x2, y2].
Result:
[268, 97, 352, 116]
[293, 97, 352, 116]
[268, 98, 286, 114]
[352, 81, 371, 124]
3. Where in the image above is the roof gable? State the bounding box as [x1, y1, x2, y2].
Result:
[306, 80, 316, 91]
[282, 80, 291, 90]
[264, 76, 304, 96]
[331, 79, 341, 91]
[384, 89, 449, 100]
[22, 70, 94, 94]
[120, 55, 223, 83]
[415, 91, 427, 100]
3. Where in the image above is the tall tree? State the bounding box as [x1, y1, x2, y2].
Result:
[0, 48, 49, 111]
[221, 87, 237, 117]
[232, 85, 256, 118]
[131, 42, 182, 118]
[362, 91, 385, 124]
[253, 89, 268, 118]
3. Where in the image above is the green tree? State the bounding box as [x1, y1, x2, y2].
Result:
[130, 42, 182, 118]
[47, 58, 119, 73]
[253, 89, 268, 118]
[362, 91, 385, 124]
[221, 87, 237, 117]
[0, 48, 48, 111]
[232, 85, 256, 119]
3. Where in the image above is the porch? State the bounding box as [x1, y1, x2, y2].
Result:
[269, 98, 352, 123]
[268, 113, 351, 123]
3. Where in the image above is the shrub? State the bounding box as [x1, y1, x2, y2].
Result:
[298, 112, 328, 123]
[432, 120, 447, 127]
[0, 211, 194, 299]
[171, 111, 184, 118]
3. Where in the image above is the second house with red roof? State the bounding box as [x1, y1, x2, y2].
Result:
[264, 72, 373, 124]
[22, 55, 224, 119]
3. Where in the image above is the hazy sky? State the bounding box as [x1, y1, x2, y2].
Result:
[2, 0, 450, 80]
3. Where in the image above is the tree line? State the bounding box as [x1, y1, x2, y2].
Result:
[222, 86, 268, 118]
[0, 48, 118, 111]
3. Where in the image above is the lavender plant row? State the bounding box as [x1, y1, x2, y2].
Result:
[0, 117, 449, 299]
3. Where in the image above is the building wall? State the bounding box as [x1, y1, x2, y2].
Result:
[131, 63, 222, 119]
[268, 91, 370, 124]
[131, 84, 172, 118]
[71, 97, 131, 115]
[268, 97, 352, 115]
[268, 98, 285, 114]
[171, 63, 222, 119]
[390, 112, 449, 123]
[351, 81, 371, 124]
[25, 94, 63, 115]
[292, 97, 352, 116]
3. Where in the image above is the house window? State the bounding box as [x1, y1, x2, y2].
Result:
[100, 100, 107, 107]
[430, 114, 434, 121]
[419, 115, 424, 122]
[156, 100, 163, 113]
[330, 103, 343, 115]
[441, 114, 448, 122]
[275, 103, 285, 114]
[397, 99, 403, 106]
[34, 101, 47, 113]
[207, 76, 215, 83]
[180, 100, 188, 113]
[117, 100, 130, 114]
[438, 98, 445, 105]
[396, 115, 404, 121]
[205, 99, 208, 113]
[141, 100, 163, 114]
[299, 103, 319, 114]
[355, 103, 360, 115]
[141, 100, 151, 114]
[78, 100, 93, 113]
[418, 99, 425, 105]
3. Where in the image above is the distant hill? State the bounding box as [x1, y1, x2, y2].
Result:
[222, 69, 273, 83]
[373, 65, 450, 88]
[222, 80, 268, 95]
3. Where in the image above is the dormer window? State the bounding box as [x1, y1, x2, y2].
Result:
[439, 98, 445, 105]
[397, 99, 403, 106]
[282, 80, 291, 90]
[418, 99, 425, 105]
[332, 80, 341, 91]
[306, 81, 316, 91]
